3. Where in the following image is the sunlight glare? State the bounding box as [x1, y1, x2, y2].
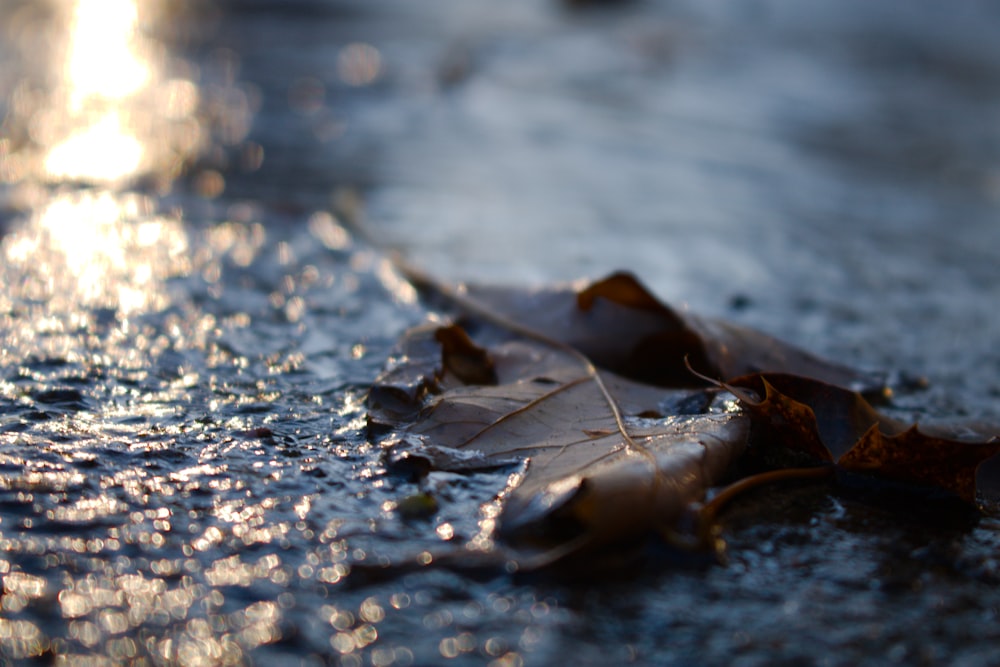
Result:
[44, 110, 144, 182]
[2, 191, 190, 315]
[40, 0, 159, 183]
[64, 0, 150, 110]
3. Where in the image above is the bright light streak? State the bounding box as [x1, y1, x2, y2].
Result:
[64, 0, 150, 109]
[44, 110, 144, 182]
[3, 191, 190, 314]
[41, 0, 153, 183]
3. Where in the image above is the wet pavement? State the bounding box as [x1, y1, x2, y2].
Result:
[1, 1, 1000, 664]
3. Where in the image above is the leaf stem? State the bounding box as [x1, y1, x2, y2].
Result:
[699, 465, 836, 526]
[696, 465, 837, 547]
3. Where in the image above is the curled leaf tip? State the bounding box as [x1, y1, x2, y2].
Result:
[435, 324, 497, 385]
[575, 271, 664, 312]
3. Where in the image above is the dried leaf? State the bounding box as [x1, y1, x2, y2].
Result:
[725, 373, 1000, 502]
[369, 269, 1000, 568]
[372, 320, 749, 558]
[839, 425, 1000, 503]
[369, 270, 884, 561]
[724, 373, 887, 463]
[454, 271, 884, 392]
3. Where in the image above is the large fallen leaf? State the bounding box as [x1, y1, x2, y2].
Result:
[369, 271, 883, 562]
[371, 322, 749, 560]
[369, 269, 999, 567]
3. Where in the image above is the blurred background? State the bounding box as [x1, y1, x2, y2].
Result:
[2, 1, 1000, 664]
[4, 0, 1000, 406]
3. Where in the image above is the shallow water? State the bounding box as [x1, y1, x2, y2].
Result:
[1, 0, 1000, 664]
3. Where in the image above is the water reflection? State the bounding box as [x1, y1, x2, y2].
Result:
[45, 110, 146, 183]
[0, 0, 202, 187]
[3, 191, 189, 314]
[338, 42, 383, 87]
[43, 0, 150, 181]
[0, 4, 412, 659]
[63, 0, 150, 107]
[0, 0, 203, 327]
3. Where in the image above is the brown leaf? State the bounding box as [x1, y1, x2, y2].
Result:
[368, 323, 447, 431]
[722, 375, 834, 465]
[447, 271, 885, 391]
[725, 373, 1000, 502]
[369, 268, 998, 567]
[840, 425, 1000, 503]
[372, 321, 749, 558]
[725, 373, 892, 462]
[434, 324, 497, 385]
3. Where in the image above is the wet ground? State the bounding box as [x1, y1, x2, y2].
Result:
[1, 0, 1000, 665]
